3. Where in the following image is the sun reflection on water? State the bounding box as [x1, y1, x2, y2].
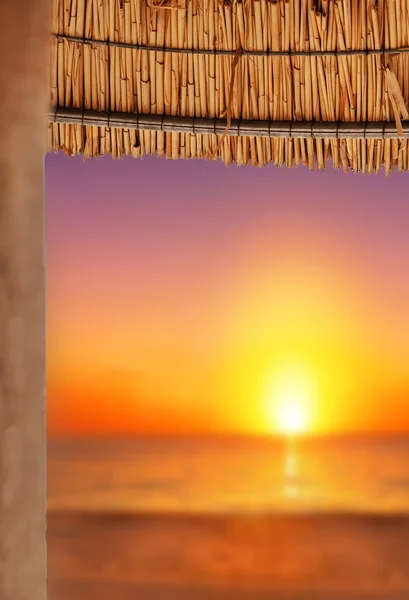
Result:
[283, 436, 300, 500]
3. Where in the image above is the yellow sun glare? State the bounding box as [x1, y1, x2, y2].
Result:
[277, 402, 307, 435]
[268, 367, 313, 436]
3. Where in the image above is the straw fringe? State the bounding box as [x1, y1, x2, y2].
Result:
[49, 0, 409, 175]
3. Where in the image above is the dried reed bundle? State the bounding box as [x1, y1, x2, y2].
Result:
[49, 0, 409, 175]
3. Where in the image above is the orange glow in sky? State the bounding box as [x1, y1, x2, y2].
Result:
[46, 156, 409, 437]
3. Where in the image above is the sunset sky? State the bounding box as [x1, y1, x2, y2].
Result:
[46, 155, 409, 437]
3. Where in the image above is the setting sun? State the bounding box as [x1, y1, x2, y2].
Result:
[266, 367, 315, 436]
[277, 403, 307, 436]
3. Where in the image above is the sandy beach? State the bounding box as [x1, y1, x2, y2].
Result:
[47, 511, 409, 600]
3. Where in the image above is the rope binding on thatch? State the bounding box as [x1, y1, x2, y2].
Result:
[53, 34, 409, 58]
[49, 107, 409, 139]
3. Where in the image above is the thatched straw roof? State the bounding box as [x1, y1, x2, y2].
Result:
[49, 0, 409, 174]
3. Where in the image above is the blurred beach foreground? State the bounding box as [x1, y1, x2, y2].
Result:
[48, 511, 409, 600]
[47, 436, 409, 600]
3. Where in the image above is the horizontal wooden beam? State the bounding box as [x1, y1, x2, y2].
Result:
[48, 107, 408, 140]
[53, 33, 409, 58]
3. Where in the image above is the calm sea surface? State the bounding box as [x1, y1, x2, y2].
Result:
[48, 434, 409, 514]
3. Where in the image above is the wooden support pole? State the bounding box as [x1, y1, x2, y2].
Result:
[0, 2, 49, 600]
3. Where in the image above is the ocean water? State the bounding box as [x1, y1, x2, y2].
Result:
[48, 434, 409, 514]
